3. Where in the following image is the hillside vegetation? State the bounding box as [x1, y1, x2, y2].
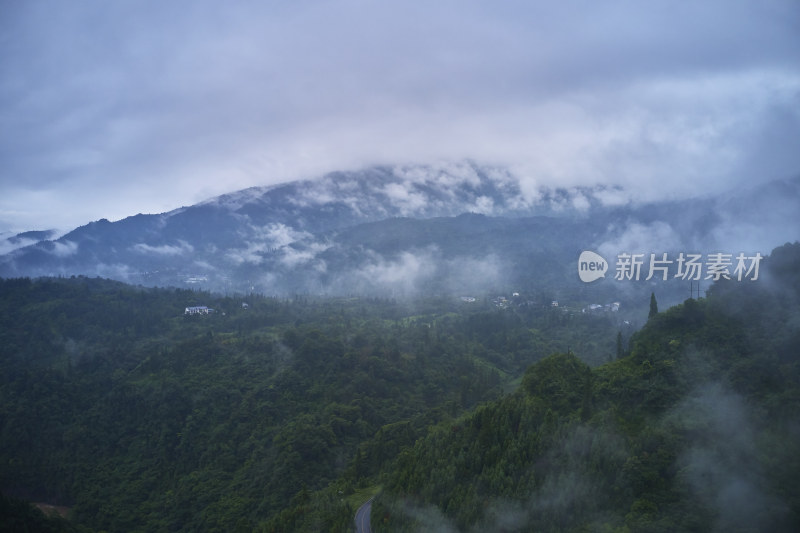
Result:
[2, 244, 797, 531]
[371, 243, 800, 532]
[0, 277, 618, 531]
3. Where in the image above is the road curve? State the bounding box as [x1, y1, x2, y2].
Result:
[354, 497, 373, 533]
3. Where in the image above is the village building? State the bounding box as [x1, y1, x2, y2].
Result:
[185, 306, 213, 315]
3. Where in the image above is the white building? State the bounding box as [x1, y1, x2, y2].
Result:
[185, 306, 212, 315]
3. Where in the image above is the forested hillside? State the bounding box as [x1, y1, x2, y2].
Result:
[0, 277, 620, 531]
[3, 243, 797, 532]
[370, 242, 800, 532]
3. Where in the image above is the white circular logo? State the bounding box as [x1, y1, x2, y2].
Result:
[578, 251, 608, 283]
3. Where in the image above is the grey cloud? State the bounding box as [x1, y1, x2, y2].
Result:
[224, 224, 323, 266]
[93, 262, 136, 282]
[49, 240, 79, 257]
[388, 500, 459, 533]
[1, 1, 799, 233]
[337, 248, 440, 298]
[132, 241, 194, 256]
[255, 223, 313, 248]
[225, 244, 268, 266]
[277, 242, 331, 269]
[340, 249, 506, 298]
[468, 423, 628, 532]
[666, 383, 790, 532]
[0, 231, 63, 255]
[248, 244, 509, 299]
[597, 221, 685, 259]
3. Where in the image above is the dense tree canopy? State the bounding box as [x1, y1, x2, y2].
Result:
[0, 276, 620, 531]
[3, 242, 797, 531]
[372, 243, 800, 532]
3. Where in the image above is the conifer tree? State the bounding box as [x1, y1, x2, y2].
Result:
[649, 292, 658, 319]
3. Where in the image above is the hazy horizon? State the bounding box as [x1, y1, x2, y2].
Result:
[2, 0, 799, 234]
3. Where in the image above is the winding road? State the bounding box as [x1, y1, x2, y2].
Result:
[354, 497, 373, 533]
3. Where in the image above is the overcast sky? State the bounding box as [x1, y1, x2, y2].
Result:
[1, 0, 798, 234]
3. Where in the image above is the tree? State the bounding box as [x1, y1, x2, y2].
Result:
[616, 331, 624, 360]
[649, 292, 658, 319]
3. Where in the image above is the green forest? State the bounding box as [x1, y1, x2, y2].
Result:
[369, 242, 800, 532]
[1, 243, 798, 531]
[0, 267, 620, 531]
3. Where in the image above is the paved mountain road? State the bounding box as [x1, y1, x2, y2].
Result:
[354, 497, 373, 533]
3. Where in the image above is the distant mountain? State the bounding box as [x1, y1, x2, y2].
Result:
[0, 162, 798, 300]
[0, 229, 60, 256]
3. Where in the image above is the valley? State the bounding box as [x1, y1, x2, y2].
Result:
[1, 242, 799, 531]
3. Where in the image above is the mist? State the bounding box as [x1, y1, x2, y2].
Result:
[2, 1, 799, 233]
[666, 383, 790, 532]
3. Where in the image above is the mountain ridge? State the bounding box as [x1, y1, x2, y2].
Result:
[1, 163, 798, 298]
